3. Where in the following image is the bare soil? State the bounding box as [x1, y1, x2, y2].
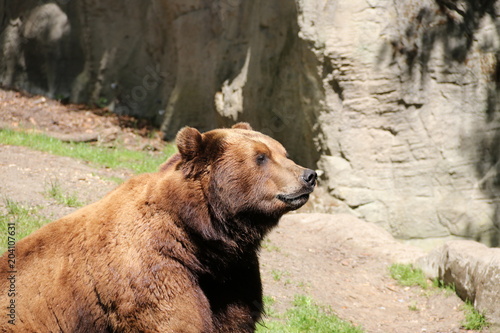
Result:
[0, 89, 490, 333]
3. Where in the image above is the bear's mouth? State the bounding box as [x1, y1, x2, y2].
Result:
[276, 190, 312, 209]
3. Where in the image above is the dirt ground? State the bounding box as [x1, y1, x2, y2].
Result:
[0, 89, 490, 332]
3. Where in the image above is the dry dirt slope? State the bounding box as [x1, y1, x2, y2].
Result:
[0, 144, 488, 333]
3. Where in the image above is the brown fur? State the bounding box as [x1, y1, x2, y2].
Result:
[0, 123, 316, 332]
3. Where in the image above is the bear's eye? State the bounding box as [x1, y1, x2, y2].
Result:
[256, 153, 268, 166]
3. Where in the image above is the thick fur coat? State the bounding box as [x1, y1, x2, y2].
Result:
[0, 123, 316, 332]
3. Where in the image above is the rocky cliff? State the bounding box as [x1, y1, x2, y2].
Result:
[306, 0, 500, 246]
[1, 0, 500, 245]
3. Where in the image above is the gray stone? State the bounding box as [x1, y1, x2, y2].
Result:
[417, 240, 500, 328]
[297, 0, 500, 244]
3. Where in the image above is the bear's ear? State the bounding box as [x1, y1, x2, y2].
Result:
[176, 127, 202, 160]
[232, 122, 253, 130]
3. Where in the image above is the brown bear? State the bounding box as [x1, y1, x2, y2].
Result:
[0, 123, 316, 332]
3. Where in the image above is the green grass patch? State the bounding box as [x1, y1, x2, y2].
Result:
[390, 264, 490, 330]
[257, 295, 363, 333]
[0, 199, 50, 254]
[389, 263, 429, 289]
[390, 264, 457, 295]
[462, 301, 489, 330]
[432, 278, 456, 296]
[0, 128, 176, 174]
[45, 180, 84, 207]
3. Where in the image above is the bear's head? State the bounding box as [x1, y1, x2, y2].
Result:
[174, 123, 316, 228]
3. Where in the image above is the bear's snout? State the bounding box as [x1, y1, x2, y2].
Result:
[302, 169, 317, 187]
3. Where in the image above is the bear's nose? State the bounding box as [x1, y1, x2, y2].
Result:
[302, 169, 317, 187]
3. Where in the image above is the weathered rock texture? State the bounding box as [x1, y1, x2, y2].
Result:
[306, 0, 500, 246]
[417, 240, 500, 328]
[2, 0, 500, 244]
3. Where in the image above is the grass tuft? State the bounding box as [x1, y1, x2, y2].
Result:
[257, 295, 363, 333]
[432, 278, 456, 296]
[389, 263, 429, 289]
[462, 301, 489, 330]
[408, 302, 419, 311]
[0, 199, 50, 254]
[271, 269, 284, 282]
[45, 180, 84, 207]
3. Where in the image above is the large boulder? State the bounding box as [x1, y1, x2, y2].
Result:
[417, 240, 500, 328]
[1, 0, 500, 244]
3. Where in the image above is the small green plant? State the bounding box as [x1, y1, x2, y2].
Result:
[96, 97, 109, 108]
[462, 301, 489, 330]
[408, 302, 419, 311]
[45, 180, 84, 207]
[257, 295, 363, 333]
[0, 199, 50, 253]
[271, 269, 283, 282]
[263, 295, 276, 307]
[262, 296, 278, 318]
[433, 278, 456, 296]
[389, 263, 429, 289]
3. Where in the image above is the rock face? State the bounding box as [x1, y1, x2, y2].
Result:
[0, 0, 321, 169]
[304, 0, 500, 246]
[417, 240, 500, 328]
[1, 0, 500, 244]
